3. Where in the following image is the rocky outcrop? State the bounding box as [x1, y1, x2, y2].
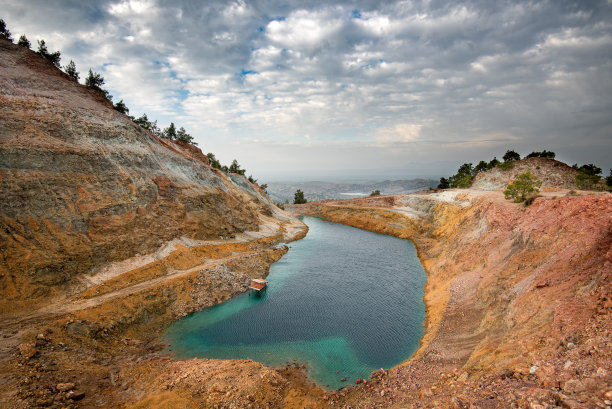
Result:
[295, 189, 612, 408]
[0, 37, 275, 313]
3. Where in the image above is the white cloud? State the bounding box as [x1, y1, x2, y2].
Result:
[2, 0, 611, 177]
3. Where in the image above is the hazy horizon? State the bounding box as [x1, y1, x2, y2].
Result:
[3, 0, 611, 179]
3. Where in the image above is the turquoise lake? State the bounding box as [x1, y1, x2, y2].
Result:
[164, 216, 426, 389]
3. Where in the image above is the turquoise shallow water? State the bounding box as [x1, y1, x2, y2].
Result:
[164, 216, 426, 389]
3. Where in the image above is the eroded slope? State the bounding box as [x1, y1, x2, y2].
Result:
[0, 38, 273, 313]
[296, 190, 611, 408]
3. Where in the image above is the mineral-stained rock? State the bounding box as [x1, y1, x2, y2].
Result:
[0, 37, 275, 314]
[18, 342, 38, 359]
[56, 382, 75, 392]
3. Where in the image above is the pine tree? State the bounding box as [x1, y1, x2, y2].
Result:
[228, 159, 245, 175]
[114, 100, 129, 115]
[17, 34, 30, 49]
[293, 189, 307, 204]
[85, 69, 105, 88]
[176, 127, 197, 145]
[64, 60, 79, 81]
[504, 172, 542, 202]
[163, 123, 177, 140]
[37, 40, 61, 67]
[503, 150, 521, 162]
[206, 153, 222, 169]
[438, 177, 450, 189]
[0, 18, 12, 41]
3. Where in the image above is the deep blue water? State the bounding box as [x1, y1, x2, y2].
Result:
[164, 216, 426, 389]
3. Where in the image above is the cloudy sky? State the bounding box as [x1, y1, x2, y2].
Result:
[3, 0, 612, 181]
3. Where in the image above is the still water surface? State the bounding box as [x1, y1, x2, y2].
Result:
[164, 216, 426, 389]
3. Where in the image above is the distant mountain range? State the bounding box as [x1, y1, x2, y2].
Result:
[266, 179, 437, 202]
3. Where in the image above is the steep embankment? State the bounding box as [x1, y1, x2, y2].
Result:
[0, 37, 322, 409]
[296, 189, 611, 408]
[0, 37, 274, 313]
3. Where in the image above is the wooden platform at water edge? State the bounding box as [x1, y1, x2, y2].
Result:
[249, 278, 268, 294]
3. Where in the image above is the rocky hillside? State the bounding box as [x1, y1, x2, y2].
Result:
[472, 157, 579, 190]
[294, 189, 611, 408]
[0, 36, 275, 313]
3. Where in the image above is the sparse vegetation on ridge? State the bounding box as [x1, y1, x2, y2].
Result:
[2, 17, 271, 190]
[437, 149, 609, 192]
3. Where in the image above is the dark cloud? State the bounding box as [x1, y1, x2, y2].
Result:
[3, 0, 611, 177]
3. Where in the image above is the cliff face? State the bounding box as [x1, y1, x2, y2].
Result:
[0, 38, 273, 313]
[296, 190, 611, 408]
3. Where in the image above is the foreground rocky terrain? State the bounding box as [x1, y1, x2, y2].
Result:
[1, 36, 610, 409]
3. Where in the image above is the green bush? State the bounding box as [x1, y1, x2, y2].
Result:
[438, 177, 450, 189]
[370, 189, 381, 196]
[574, 164, 603, 190]
[504, 172, 542, 203]
[293, 189, 307, 204]
[499, 161, 515, 170]
[503, 150, 521, 162]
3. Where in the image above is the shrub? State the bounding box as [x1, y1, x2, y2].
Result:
[574, 164, 602, 190]
[524, 195, 541, 206]
[370, 189, 381, 196]
[499, 161, 515, 170]
[504, 172, 542, 203]
[575, 172, 602, 190]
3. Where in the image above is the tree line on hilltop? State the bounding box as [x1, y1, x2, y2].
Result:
[438, 149, 611, 191]
[0, 18, 197, 145]
[1, 17, 268, 192]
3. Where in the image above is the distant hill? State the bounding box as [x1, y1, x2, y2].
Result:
[471, 157, 579, 190]
[266, 179, 437, 202]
